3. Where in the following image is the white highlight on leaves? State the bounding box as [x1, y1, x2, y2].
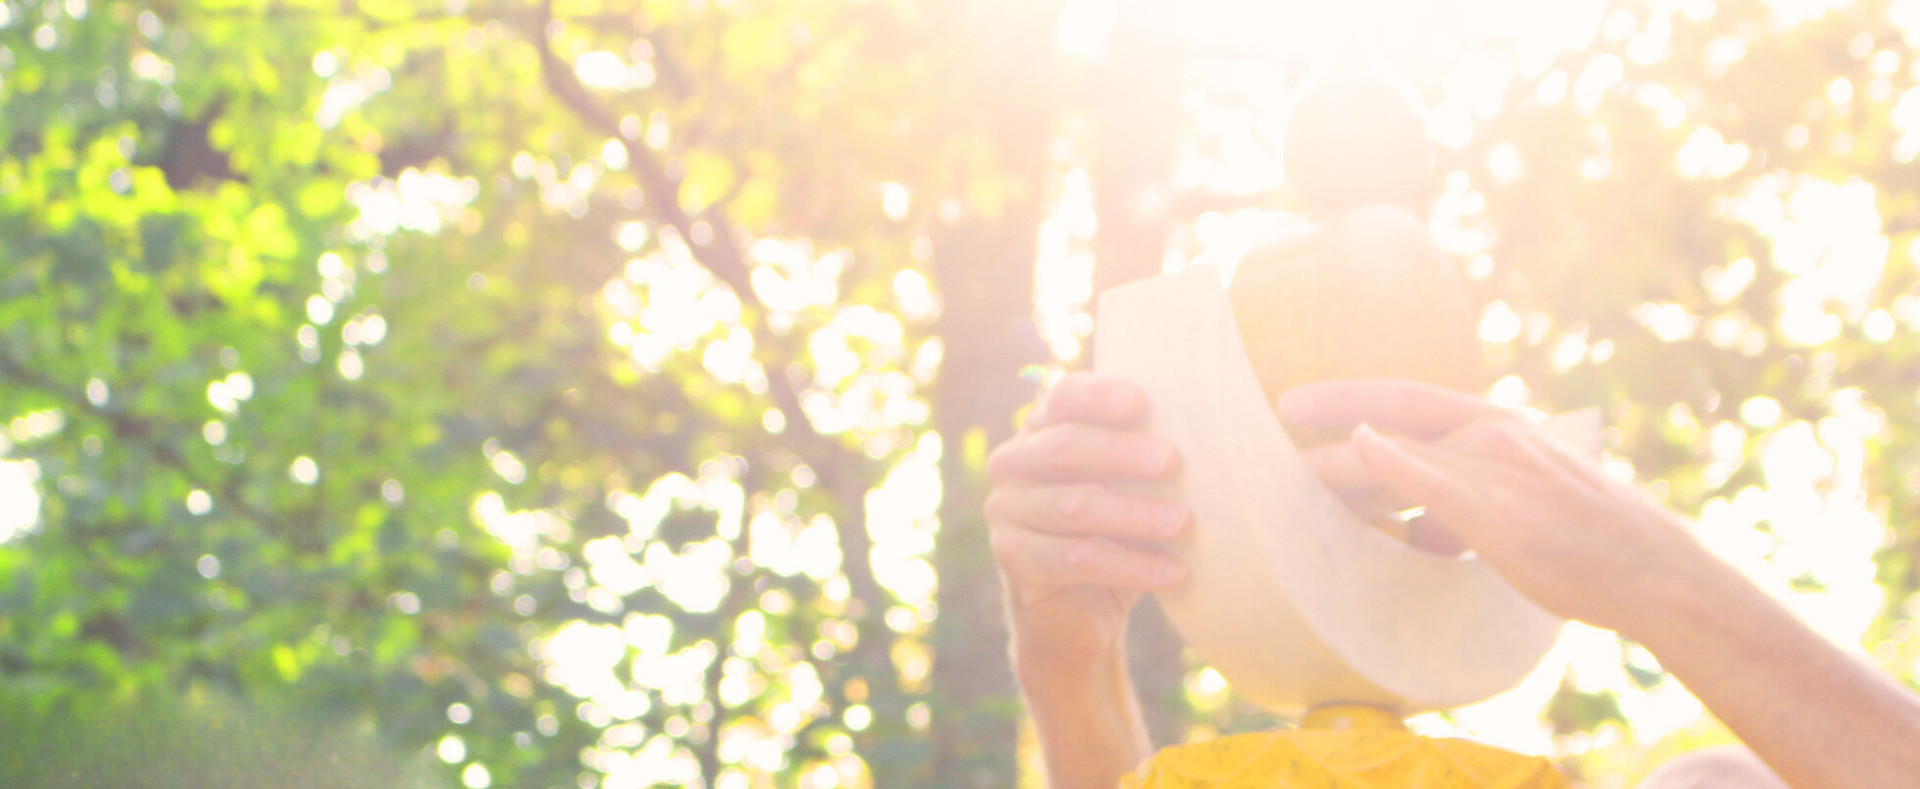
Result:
[345, 169, 479, 239]
[1741, 396, 1783, 428]
[1574, 53, 1624, 112]
[0, 461, 42, 542]
[1892, 87, 1920, 162]
[337, 348, 364, 381]
[1676, 126, 1750, 178]
[583, 536, 649, 596]
[289, 456, 319, 485]
[1486, 142, 1523, 184]
[602, 138, 629, 171]
[206, 373, 252, 413]
[881, 182, 910, 221]
[575, 51, 630, 89]
[438, 734, 466, 764]
[1479, 301, 1522, 343]
[490, 451, 526, 484]
[1632, 302, 1700, 342]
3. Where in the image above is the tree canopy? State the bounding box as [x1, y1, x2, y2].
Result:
[2, 0, 1918, 787]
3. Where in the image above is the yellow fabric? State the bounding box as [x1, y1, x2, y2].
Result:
[1121, 708, 1569, 789]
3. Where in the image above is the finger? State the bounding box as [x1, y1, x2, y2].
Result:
[1303, 443, 1412, 520]
[985, 484, 1191, 542]
[1447, 418, 1615, 505]
[1509, 421, 1618, 499]
[1336, 490, 1408, 523]
[1027, 372, 1149, 431]
[991, 528, 1188, 606]
[1349, 423, 1490, 539]
[1302, 443, 1377, 491]
[1406, 513, 1469, 557]
[987, 422, 1179, 484]
[1277, 379, 1508, 440]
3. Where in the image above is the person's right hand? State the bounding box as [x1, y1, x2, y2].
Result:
[985, 372, 1191, 682]
[1280, 379, 1714, 637]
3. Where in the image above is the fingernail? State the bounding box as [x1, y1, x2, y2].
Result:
[1351, 423, 1402, 457]
[1277, 389, 1313, 423]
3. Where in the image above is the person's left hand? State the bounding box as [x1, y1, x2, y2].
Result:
[984, 373, 1192, 685]
[1277, 379, 1718, 638]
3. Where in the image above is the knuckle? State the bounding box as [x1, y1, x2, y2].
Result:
[1029, 424, 1068, 454]
[988, 527, 1025, 568]
[1304, 445, 1357, 483]
[1480, 421, 1528, 450]
[1466, 420, 1512, 445]
[985, 441, 1019, 483]
[1055, 484, 1093, 520]
[1036, 372, 1090, 417]
[1431, 473, 1469, 506]
[1055, 370, 1097, 393]
[1059, 540, 1096, 573]
[1030, 426, 1081, 473]
[982, 488, 1012, 522]
[1456, 419, 1516, 451]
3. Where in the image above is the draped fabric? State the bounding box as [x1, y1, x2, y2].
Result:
[1123, 706, 1569, 789]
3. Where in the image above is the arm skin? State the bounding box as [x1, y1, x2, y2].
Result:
[1284, 378, 1920, 789]
[1015, 646, 1156, 789]
[1628, 542, 1920, 789]
[987, 373, 1920, 788]
[982, 226, 1336, 788]
[984, 373, 1189, 789]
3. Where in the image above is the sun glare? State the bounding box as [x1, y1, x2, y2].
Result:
[6, 1, 1912, 785]
[1037, 0, 1902, 762]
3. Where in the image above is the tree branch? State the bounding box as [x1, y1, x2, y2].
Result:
[530, 0, 894, 638]
[0, 353, 298, 544]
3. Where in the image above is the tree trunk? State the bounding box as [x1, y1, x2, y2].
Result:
[1088, 2, 1190, 749]
[925, 3, 1062, 787]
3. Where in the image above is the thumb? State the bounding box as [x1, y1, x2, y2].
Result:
[1350, 423, 1487, 542]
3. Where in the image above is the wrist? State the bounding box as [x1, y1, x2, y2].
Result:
[1014, 638, 1130, 703]
[1616, 534, 1766, 665]
[1578, 508, 1720, 641]
[1007, 606, 1132, 693]
[1016, 644, 1155, 789]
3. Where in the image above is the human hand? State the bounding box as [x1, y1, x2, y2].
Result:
[1280, 379, 1715, 636]
[985, 372, 1191, 682]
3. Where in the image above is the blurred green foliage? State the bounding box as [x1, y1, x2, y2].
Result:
[0, 685, 448, 788]
[2, 0, 1919, 787]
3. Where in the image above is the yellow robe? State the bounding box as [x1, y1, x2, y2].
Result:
[1123, 706, 1570, 789]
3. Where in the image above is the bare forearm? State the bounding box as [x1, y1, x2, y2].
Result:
[1017, 650, 1155, 789]
[1631, 549, 1920, 789]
